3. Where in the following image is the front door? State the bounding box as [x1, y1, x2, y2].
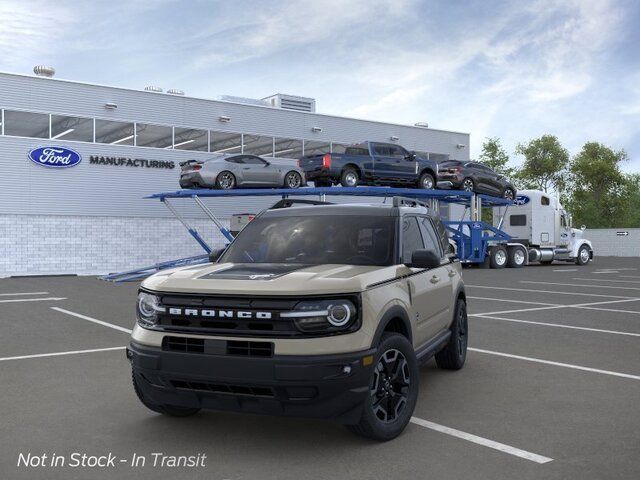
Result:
[240, 156, 279, 185]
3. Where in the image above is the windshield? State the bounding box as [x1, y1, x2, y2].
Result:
[220, 215, 397, 266]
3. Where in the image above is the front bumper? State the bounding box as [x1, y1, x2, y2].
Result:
[128, 341, 375, 424]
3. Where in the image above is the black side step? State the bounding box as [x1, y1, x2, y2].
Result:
[415, 330, 451, 363]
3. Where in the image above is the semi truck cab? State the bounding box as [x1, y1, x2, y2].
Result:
[494, 190, 593, 265]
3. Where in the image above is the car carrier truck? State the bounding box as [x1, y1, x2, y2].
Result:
[492, 189, 593, 266]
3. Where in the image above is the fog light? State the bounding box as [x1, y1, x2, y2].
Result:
[342, 365, 352, 375]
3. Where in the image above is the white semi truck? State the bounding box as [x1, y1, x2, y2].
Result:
[492, 189, 593, 267]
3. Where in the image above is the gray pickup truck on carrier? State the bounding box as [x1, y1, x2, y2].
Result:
[298, 141, 441, 190]
[128, 197, 468, 441]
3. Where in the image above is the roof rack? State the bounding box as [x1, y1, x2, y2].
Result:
[392, 196, 430, 209]
[270, 198, 333, 209]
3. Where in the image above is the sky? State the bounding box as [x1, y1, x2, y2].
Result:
[1, 0, 639, 171]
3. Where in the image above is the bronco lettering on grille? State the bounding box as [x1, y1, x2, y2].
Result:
[168, 308, 272, 320]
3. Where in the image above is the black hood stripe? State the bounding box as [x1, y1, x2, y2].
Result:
[199, 263, 312, 280]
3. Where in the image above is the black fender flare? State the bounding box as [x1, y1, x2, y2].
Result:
[371, 305, 412, 347]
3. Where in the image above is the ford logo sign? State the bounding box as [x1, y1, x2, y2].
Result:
[28, 146, 82, 168]
[514, 195, 530, 206]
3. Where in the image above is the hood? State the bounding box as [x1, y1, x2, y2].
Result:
[571, 227, 585, 239]
[141, 262, 405, 295]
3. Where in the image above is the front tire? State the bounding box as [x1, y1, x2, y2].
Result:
[435, 298, 468, 370]
[461, 178, 475, 192]
[215, 171, 236, 190]
[347, 333, 419, 441]
[340, 168, 359, 187]
[418, 172, 435, 190]
[132, 371, 200, 417]
[576, 245, 591, 265]
[284, 171, 302, 189]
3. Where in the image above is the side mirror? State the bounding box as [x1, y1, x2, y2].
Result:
[581, 225, 586, 231]
[405, 249, 441, 269]
[208, 248, 225, 263]
[264, 161, 271, 166]
[405, 153, 416, 161]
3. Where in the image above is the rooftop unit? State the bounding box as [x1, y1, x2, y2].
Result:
[262, 93, 316, 113]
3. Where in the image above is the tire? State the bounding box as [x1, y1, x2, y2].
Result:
[575, 245, 591, 265]
[503, 187, 515, 200]
[418, 172, 435, 190]
[435, 298, 468, 370]
[314, 179, 332, 187]
[284, 171, 302, 189]
[340, 168, 359, 187]
[461, 178, 475, 192]
[346, 333, 419, 441]
[215, 171, 236, 190]
[131, 371, 200, 417]
[489, 245, 507, 269]
[507, 246, 526, 268]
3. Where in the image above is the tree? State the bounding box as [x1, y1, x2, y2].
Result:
[478, 137, 514, 177]
[515, 135, 569, 193]
[566, 142, 629, 228]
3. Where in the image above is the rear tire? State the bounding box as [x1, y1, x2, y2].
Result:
[435, 298, 468, 370]
[215, 171, 236, 190]
[340, 168, 359, 187]
[284, 171, 302, 189]
[461, 178, 475, 192]
[418, 172, 435, 190]
[346, 333, 419, 441]
[507, 246, 526, 268]
[503, 188, 515, 200]
[132, 371, 200, 417]
[489, 245, 507, 269]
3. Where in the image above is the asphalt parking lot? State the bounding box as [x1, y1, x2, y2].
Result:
[1, 257, 639, 480]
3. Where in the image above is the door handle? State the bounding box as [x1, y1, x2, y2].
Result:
[430, 275, 440, 284]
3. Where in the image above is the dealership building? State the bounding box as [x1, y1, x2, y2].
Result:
[0, 68, 471, 277]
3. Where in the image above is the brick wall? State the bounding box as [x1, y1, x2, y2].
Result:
[583, 228, 640, 257]
[0, 215, 230, 277]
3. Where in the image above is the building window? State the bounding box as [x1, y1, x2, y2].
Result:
[95, 119, 135, 145]
[303, 140, 330, 156]
[51, 114, 93, 142]
[210, 131, 243, 154]
[274, 138, 303, 158]
[4, 110, 49, 138]
[331, 143, 349, 154]
[173, 127, 208, 151]
[244, 134, 274, 156]
[135, 123, 173, 148]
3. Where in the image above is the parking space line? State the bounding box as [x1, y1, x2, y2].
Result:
[470, 314, 640, 337]
[620, 275, 640, 279]
[0, 346, 126, 362]
[0, 291, 49, 296]
[467, 296, 560, 307]
[474, 298, 640, 317]
[467, 285, 635, 299]
[0, 297, 66, 304]
[521, 281, 640, 292]
[572, 278, 640, 284]
[51, 307, 132, 334]
[410, 417, 553, 464]
[468, 347, 640, 381]
[552, 269, 578, 272]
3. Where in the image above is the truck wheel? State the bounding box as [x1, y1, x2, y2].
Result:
[132, 371, 200, 417]
[435, 298, 468, 370]
[575, 245, 591, 265]
[346, 333, 419, 441]
[340, 168, 359, 187]
[507, 246, 526, 268]
[489, 246, 507, 269]
[418, 172, 435, 190]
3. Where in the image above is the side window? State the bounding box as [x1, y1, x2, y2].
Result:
[418, 217, 443, 258]
[243, 155, 267, 165]
[401, 217, 425, 264]
[541, 196, 550, 206]
[226, 156, 243, 164]
[432, 217, 451, 255]
[373, 144, 390, 156]
[388, 145, 406, 159]
[510, 215, 527, 226]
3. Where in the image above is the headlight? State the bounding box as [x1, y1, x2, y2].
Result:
[281, 299, 358, 334]
[136, 292, 164, 327]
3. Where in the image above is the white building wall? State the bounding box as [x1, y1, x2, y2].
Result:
[583, 229, 640, 257]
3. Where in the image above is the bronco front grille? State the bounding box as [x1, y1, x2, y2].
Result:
[170, 380, 275, 398]
[162, 336, 274, 357]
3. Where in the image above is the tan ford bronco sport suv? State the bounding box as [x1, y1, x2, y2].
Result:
[128, 197, 468, 441]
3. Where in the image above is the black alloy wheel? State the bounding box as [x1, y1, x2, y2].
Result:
[216, 171, 236, 190]
[285, 171, 302, 189]
[462, 178, 474, 192]
[503, 188, 515, 200]
[371, 349, 411, 423]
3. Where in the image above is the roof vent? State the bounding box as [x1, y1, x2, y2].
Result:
[33, 65, 55, 78]
[262, 94, 316, 113]
[217, 95, 270, 107]
[144, 85, 163, 93]
[167, 89, 185, 96]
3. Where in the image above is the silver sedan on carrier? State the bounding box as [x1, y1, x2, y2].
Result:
[179, 154, 307, 190]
